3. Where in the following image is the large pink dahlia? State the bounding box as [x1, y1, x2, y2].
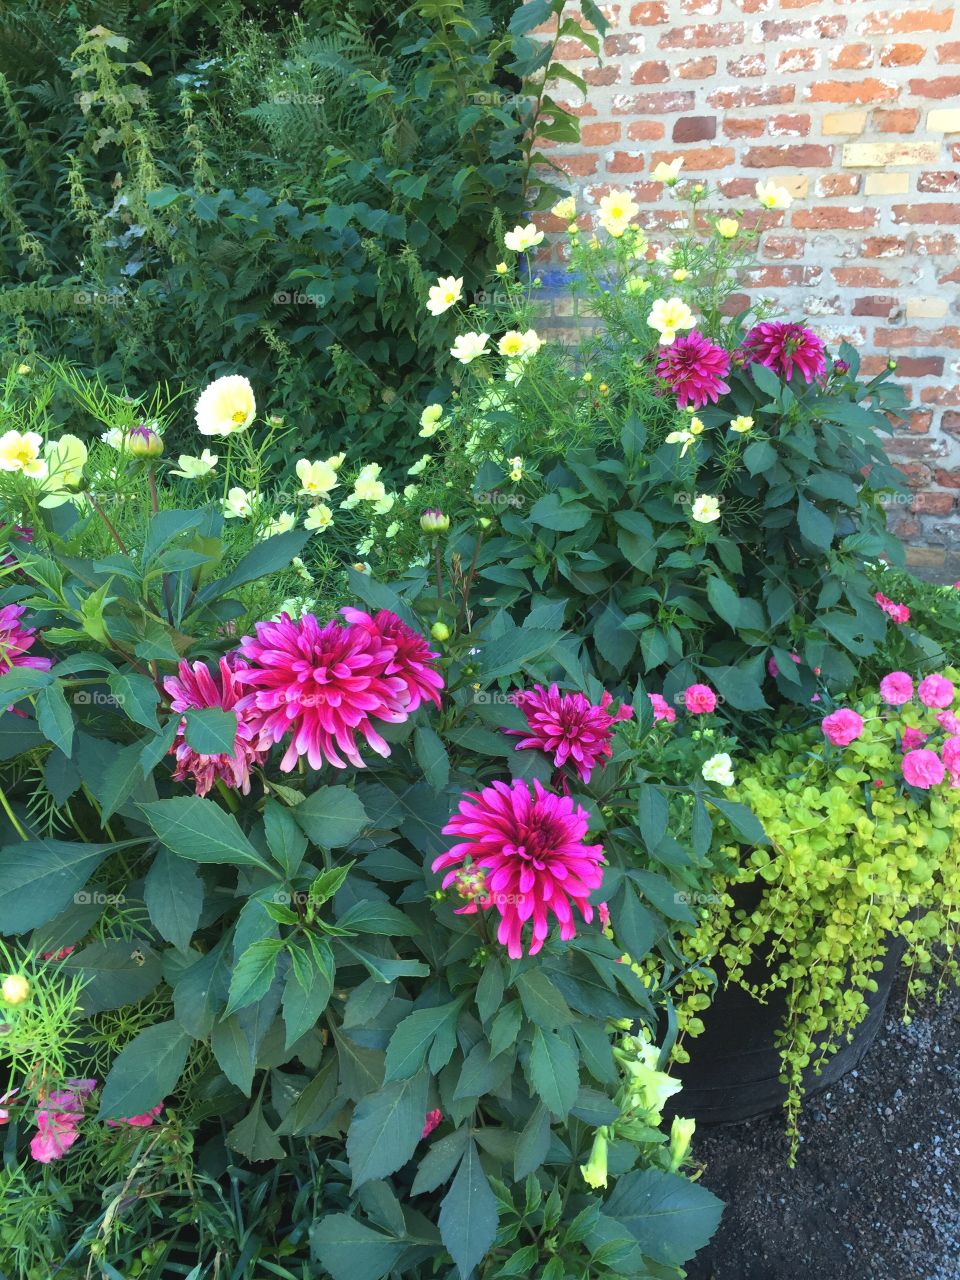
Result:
[507, 684, 633, 783]
[655, 330, 731, 409]
[433, 778, 605, 958]
[740, 321, 826, 384]
[0, 603, 52, 677]
[340, 607, 444, 712]
[163, 656, 267, 796]
[234, 612, 416, 771]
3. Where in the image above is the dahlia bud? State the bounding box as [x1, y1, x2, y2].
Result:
[420, 508, 450, 535]
[833, 359, 850, 375]
[453, 864, 488, 901]
[2, 974, 30, 1005]
[887, 358, 897, 370]
[431, 621, 451, 642]
[126, 424, 163, 458]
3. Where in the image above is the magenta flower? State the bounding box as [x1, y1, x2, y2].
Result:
[875, 592, 910, 625]
[30, 1078, 96, 1164]
[507, 684, 633, 783]
[740, 321, 827, 384]
[900, 726, 928, 753]
[433, 778, 605, 959]
[106, 1104, 163, 1128]
[339, 607, 444, 713]
[879, 672, 913, 705]
[937, 710, 960, 734]
[683, 683, 717, 715]
[917, 673, 954, 709]
[234, 612, 416, 772]
[421, 1109, 443, 1139]
[655, 330, 731, 409]
[0, 603, 52, 678]
[163, 656, 267, 797]
[821, 708, 863, 746]
[942, 736, 960, 787]
[648, 692, 676, 723]
[901, 748, 945, 790]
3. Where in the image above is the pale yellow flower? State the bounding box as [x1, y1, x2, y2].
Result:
[100, 427, 125, 449]
[651, 157, 684, 185]
[325, 452, 346, 470]
[223, 486, 254, 519]
[408, 454, 431, 477]
[39, 434, 87, 507]
[171, 449, 218, 478]
[551, 196, 576, 222]
[691, 494, 721, 524]
[646, 297, 696, 345]
[372, 492, 395, 515]
[0, 430, 47, 478]
[304, 503, 333, 531]
[451, 332, 490, 364]
[729, 415, 754, 434]
[503, 223, 544, 252]
[599, 189, 640, 226]
[1, 974, 30, 1004]
[669, 1116, 696, 1171]
[260, 511, 296, 539]
[296, 457, 339, 496]
[755, 179, 792, 210]
[625, 277, 651, 295]
[195, 374, 256, 437]
[716, 217, 739, 239]
[426, 274, 463, 317]
[495, 261, 508, 275]
[665, 430, 698, 458]
[403, 483, 420, 500]
[672, 268, 689, 282]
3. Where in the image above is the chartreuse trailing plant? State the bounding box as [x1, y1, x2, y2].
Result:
[678, 665, 960, 1157]
[0, 366, 727, 1275]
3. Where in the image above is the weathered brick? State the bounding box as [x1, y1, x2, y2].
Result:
[584, 66, 623, 87]
[912, 492, 955, 514]
[860, 8, 953, 36]
[914, 233, 960, 254]
[631, 59, 671, 83]
[942, 412, 960, 434]
[918, 171, 960, 192]
[910, 76, 960, 98]
[743, 264, 823, 286]
[626, 120, 666, 141]
[676, 56, 718, 79]
[936, 42, 960, 64]
[865, 172, 911, 195]
[612, 91, 696, 113]
[842, 141, 940, 167]
[728, 53, 766, 76]
[651, 145, 734, 169]
[906, 296, 950, 318]
[873, 107, 922, 132]
[745, 144, 833, 167]
[707, 85, 795, 108]
[658, 22, 744, 48]
[829, 44, 874, 70]
[863, 356, 944, 376]
[853, 295, 900, 317]
[779, 174, 809, 198]
[792, 208, 879, 230]
[724, 115, 766, 137]
[604, 33, 649, 55]
[817, 173, 861, 197]
[581, 122, 622, 146]
[672, 115, 717, 143]
[769, 113, 811, 137]
[778, 49, 820, 73]
[629, 2, 668, 23]
[682, 0, 721, 12]
[879, 43, 927, 66]
[804, 78, 899, 104]
[861, 237, 908, 257]
[892, 205, 960, 225]
[834, 266, 903, 286]
[878, 326, 960, 347]
[935, 470, 960, 490]
[760, 16, 846, 40]
[762, 235, 806, 259]
[606, 151, 649, 173]
[822, 110, 868, 135]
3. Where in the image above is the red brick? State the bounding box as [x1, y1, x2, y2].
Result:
[728, 54, 766, 76]
[892, 205, 960, 225]
[943, 412, 960, 434]
[922, 385, 960, 405]
[708, 85, 796, 108]
[626, 120, 666, 140]
[672, 115, 717, 142]
[682, 0, 721, 11]
[607, 152, 649, 173]
[890, 516, 922, 538]
[912, 492, 954, 514]
[852, 295, 899, 317]
[935, 470, 960, 489]
[951, 143, 960, 163]
[915, 234, 960, 255]
[629, 2, 669, 22]
[555, 154, 599, 177]
[895, 463, 933, 489]
[834, 266, 902, 286]
[658, 23, 745, 49]
[762, 235, 806, 258]
[760, 16, 846, 40]
[743, 264, 823, 286]
[612, 91, 696, 113]
[554, 37, 595, 60]
[805, 79, 899, 104]
[724, 116, 766, 138]
[604, 34, 648, 55]
[744, 143, 833, 167]
[677, 55, 717, 79]
[581, 121, 621, 146]
[793, 208, 880, 229]
[829, 43, 874, 70]
[584, 66, 621, 87]
[879, 43, 926, 66]
[873, 107, 922, 132]
[863, 356, 944, 376]
[631, 61, 671, 84]
[769, 113, 811, 136]
[651, 145, 734, 169]
[862, 236, 908, 257]
[936, 41, 960, 63]
[918, 171, 960, 193]
[878, 326, 960, 348]
[780, 49, 821, 73]
[909, 76, 960, 98]
[817, 173, 861, 196]
[861, 8, 953, 35]
[717, 177, 760, 198]
[903, 410, 934, 433]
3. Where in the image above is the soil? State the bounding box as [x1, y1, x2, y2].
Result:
[685, 974, 960, 1280]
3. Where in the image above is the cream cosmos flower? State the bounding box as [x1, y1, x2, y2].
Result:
[195, 375, 256, 437]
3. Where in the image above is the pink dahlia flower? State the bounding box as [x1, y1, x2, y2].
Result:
[917, 673, 954, 709]
[340, 607, 443, 712]
[163, 656, 267, 796]
[235, 612, 416, 772]
[740, 321, 827, 384]
[879, 672, 913, 706]
[649, 692, 676, 723]
[901, 748, 945, 790]
[0, 603, 52, 678]
[421, 1109, 443, 1139]
[942, 736, 960, 787]
[821, 708, 863, 746]
[683, 683, 717, 715]
[433, 778, 605, 959]
[507, 684, 633, 783]
[655, 330, 731, 409]
[875, 592, 910, 625]
[900, 726, 928, 753]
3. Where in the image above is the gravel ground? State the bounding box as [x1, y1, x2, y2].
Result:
[686, 974, 960, 1280]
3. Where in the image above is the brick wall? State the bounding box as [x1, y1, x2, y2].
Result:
[534, 0, 960, 581]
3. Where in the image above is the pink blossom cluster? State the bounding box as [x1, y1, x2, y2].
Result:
[875, 592, 910, 625]
[654, 330, 731, 409]
[739, 322, 827, 385]
[0, 1077, 164, 1164]
[648, 682, 717, 724]
[507, 684, 633, 783]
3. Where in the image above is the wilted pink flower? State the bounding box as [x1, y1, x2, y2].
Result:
[936, 710, 960, 734]
[875, 592, 910, 624]
[821, 708, 864, 747]
[942, 736, 960, 787]
[879, 672, 913, 706]
[106, 1104, 163, 1129]
[918, 673, 954, 709]
[421, 1109, 443, 1139]
[684, 684, 717, 715]
[235, 612, 423, 772]
[900, 726, 928, 752]
[434, 779, 604, 959]
[0, 603, 52, 678]
[648, 693, 676, 723]
[740, 321, 827, 384]
[41, 946, 75, 962]
[30, 1079, 96, 1164]
[163, 656, 267, 796]
[507, 684, 633, 783]
[902, 748, 945, 790]
[655, 330, 731, 409]
[340, 607, 444, 713]
[598, 901, 611, 929]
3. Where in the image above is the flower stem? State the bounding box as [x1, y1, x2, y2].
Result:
[0, 783, 29, 841]
[89, 495, 128, 555]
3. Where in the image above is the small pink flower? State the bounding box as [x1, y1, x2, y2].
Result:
[421, 1109, 443, 1139]
[873, 779, 884, 788]
[900, 726, 928, 752]
[875, 592, 910, 624]
[0, 1088, 18, 1123]
[942, 736, 960, 787]
[598, 901, 611, 929]
[648, 692, 676, 723]
[0, 603, 52, 680]
[879, 672, 913, 706]
[918, 674, 955, 709]
[767, 656, 779, 678]
[683, 684, 717, 715]
[31, 1110, 82, 1163]
[41, 946, 75, 962]
[507, 684, 633, 783]
[936, 710, 960, 734]
[163, 656, 267, 796]
[901, 748, 945, 790]
[821, 708, 864, 747]
[106, 1104, 163, 1129]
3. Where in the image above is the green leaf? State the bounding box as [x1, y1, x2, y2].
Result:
[98, 1021, 192, 1120]
[263, 800, 308, 876]
[140, 798, 272, 869]
[346, 1068, 429, 1189]
[514, 1103, 551, 1180]
[439, 1138, 499, 1279]
[478, 628, 559, 683]
[144, 849, 203, 952]
[228, 1095, 285, 1162]
[602, 1168, 724, 1267]
[195, 528, 311, 605]
[710, 664, 770, 712]
[384, 1001, 461, 1083]
[0, 839, 115, 932]
[293, 786, 368, 849]
[529, 493, 592, 531]
[515, 970, 572, 1031]
[64, 940, 162, 1016]
[637, 784, 669, 851]
[528, 1028, 579, 1117]
[183, 707, 238, 755]
[414, 724, 450, 791]
[108, 671, 160, 731]
[411, 1127, 470, 1195]
[337, 900, 420, 936]
[709, 795, 768, 845]
[35, 684, 74, 756]
[99, 742, 152, 822]
[224, 938, 284, 1016]
[282, 943, 334, 1048]
[311, 1215, 405, 1280]
[797, 495, 835, 551]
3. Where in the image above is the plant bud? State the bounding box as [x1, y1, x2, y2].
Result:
[127, 425, 163, 458]
[420, 508, 450, 534]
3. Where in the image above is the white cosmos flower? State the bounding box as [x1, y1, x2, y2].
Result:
[171, 449, 218, 478]
[503, 223, 544, 252]
[702, 753, 735, 786]
[755, 180, 792, 210]
[426, 275, 463, 317]
[223, 486, 254, 519]
[690, 494, 721, 524]
[195, 375, 256, 437]
[451, 332, 490, 364]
